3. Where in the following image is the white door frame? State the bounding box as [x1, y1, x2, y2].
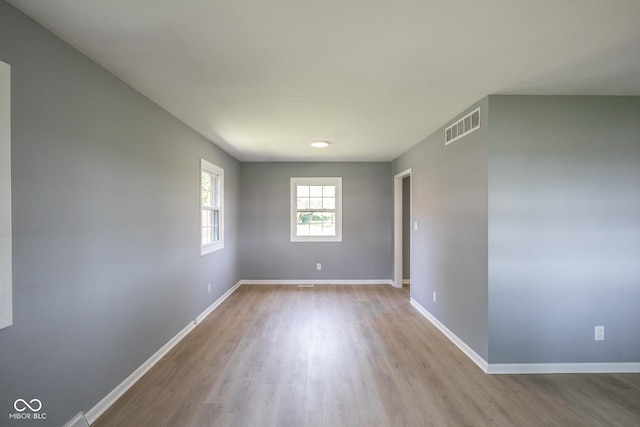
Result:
[393, 169, 411, 289]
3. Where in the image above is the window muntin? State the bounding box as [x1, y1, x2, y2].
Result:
[201, 159, 224, 255]
[291, 177, 342, 242]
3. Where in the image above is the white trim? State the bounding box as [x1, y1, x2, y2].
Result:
[240, 279, 395, 286]
[410, 297, 640, 375]
[84, 281, 243, 424]
[290, 177, 342, 243]
[85, 322, 196, 423]
[487, 363, 640, 375]
[63, 412, 90, 427]
[402, 279, 411, 286]
[410, 297, 489, 373]
[393, 169, 411, 289]
[0, 61, 11, 330]
[195, 281, 241, 324]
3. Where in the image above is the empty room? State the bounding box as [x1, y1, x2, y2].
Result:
[1, 1, 639, 426]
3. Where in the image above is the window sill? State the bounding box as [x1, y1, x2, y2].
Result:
[201, 242, 224, 256]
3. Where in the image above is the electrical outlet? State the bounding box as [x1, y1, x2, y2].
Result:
[316, 263, 322, 271]
[208, 283, 211, 294]
[414, 221, 418, 231]
[433, 291, 437, 302]
[595, 326, 604, 341]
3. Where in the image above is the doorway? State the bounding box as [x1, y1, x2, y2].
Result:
[393, 169, 411, 292]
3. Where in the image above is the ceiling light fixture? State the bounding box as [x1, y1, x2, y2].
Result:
[311, 141, 330, 148]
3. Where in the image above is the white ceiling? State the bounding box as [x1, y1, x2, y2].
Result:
[8, 0, 640, 161]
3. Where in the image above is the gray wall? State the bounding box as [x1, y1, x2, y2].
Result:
[239, 162, 393, 281]
[393, 98, 490, 361]
[0, 3, 240, 425]
[393, 95, 640, 366]
[488, 96, 640, 363]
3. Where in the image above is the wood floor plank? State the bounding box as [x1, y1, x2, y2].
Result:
[93, 285, 640, 427]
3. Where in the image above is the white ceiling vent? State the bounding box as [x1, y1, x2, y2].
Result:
[445, 108, 480, 145]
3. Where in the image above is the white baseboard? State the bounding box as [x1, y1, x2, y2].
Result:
[410, 298, 489, 372]
[63, 412, 89, 427]
[82, 281, 243, 424]
[84, 322, 196, 423]
[240, 279, 395, 286]
[487, 362, 640, 374]
[402, 279, 410, 285]
[410, 297, 640, 375]
[195, 281, 242, 324]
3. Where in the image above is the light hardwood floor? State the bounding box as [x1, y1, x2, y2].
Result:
[94, 285, 640, 426]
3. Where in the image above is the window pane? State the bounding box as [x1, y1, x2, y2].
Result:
[212, 210, 220, 242]
[297, 185, 309, 197]
[202, 172, 211, 192]
[212, 210, 219, 227]
[323, 223, 336, 236]
[297, 197, 310, 209]
[321, 212, 336, 226]
[309, 186, 323, 197]
[212, 174, 220, 208]
[297, 223, 310, 236]
[203, 171, 220, 208]
[202, 226, 211, 245]
[323, 197, 335, 209]
[201, 172, 212, 206]
[309, 197, 323, 209]
[322, 186, 335, 197]
[297, 211, 336, 236]
[298, 212, 312, 224]
[309, 223, 323, 236]
[202, 209, 221, 244]
[201, 209, 211, 227]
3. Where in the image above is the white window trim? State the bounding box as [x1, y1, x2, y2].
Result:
[290, 177, 342, 243]
[0, 61, 12, 329]
[200, 159, 224, 255]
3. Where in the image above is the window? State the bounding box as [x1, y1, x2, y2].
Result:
[201, 159, 224, 255]
[0, 60, 11, 329]
[291, 177, 342, 242]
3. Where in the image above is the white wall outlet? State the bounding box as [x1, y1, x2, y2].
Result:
[595, 326, 604, 341]
[316, 263, 322, 271]
[414, 221, 418, 231]
[208, 283, 211, 294]
[433, 291, 437, 302]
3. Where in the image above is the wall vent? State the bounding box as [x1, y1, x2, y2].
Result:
[445, 108, 480, 145]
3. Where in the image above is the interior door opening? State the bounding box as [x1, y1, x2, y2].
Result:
[402, 175, 411, 289]
[393, 169, 411, 295]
